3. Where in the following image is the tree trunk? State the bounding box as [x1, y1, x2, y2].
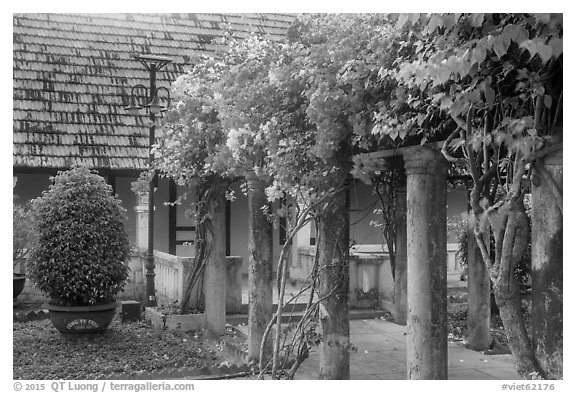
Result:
[318, 178, 350, 380]
[179, 181, 212, 314]
[482, 201, 541, 379]
[246, 171, 274, 363]
[204, 183, 227, 335]
[531, 150, 563, 379]
[492, 272, 540, 378]
[467, 222, 491, 350]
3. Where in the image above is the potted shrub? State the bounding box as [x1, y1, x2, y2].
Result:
[28, 166, 130, 333]
[13, 197, 34, 299]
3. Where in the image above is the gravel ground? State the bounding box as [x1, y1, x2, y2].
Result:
[13, 318, 228, 380]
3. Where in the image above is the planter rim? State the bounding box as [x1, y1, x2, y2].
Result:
[13, 273, 26, 279]
[43, 301, 119, 312]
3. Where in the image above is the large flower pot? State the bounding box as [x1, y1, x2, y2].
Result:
[44, 302, 119, 333]
[13, 274, 26, 299]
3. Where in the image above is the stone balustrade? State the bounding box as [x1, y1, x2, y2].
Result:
[290, 243, 461, 311]
[125, 250, 242, 312]
[153, 250, 193, 305]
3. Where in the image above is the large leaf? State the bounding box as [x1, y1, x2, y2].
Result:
[492, 36, 509, 59]
[501, 24, 518, 44]
[442, 13, 457, 30]
[513, 25, 530, 45]
[440, 95, 453, 110]
[469, 13, 485, 28]
[436, 65, 451, 85]
[483, 84, 496, 105]
[427, 14, 443, 33]
[548, 37, 563, 58]
[397, 13, 410, 29]
[472, 45, 487, 65]
[521, 38, 553, 62]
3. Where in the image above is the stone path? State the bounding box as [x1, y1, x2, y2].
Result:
[236, 318, 519, 380]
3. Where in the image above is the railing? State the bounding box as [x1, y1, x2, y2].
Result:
[125, 250, 243, 311]
[153, 250, 194, 305]
[124, 250, 193, 305]
[290, 243, 462, 309]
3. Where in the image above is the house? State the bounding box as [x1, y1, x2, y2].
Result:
[13, 13, 295, 266]
[13, 13, 468, 307]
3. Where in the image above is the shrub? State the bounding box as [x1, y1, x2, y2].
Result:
[13, 196, 35, 265]
[28, 166, 130, 306]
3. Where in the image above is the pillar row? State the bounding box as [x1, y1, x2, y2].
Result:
[204, 185, 227, 335]
[393, 174, 408, 326]
[245, 171, 274, 362]
[134, 193, 149, 250]
[403, 146, 448, 380]
[126, 193, 149, 303]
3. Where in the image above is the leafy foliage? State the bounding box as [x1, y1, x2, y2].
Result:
[384, 13, 562, 378]
[13, 196, 35, 264]
[130, 169, 154, 195]
[388, 13, 562, 146]
[153, 13, 562, 378]
[157, 15, 408, 207]
[154, 44, 237, 186]
[386, 12, 562, 280]
[28, 166, 130, 307]
[153, 43, 240, 314]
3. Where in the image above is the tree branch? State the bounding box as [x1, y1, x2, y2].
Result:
[474, 229, 493, 270]
[509, 154, 525, 201]
[479, 164, 498, 185]
[453, 107, 485, 215]
[441, 128, 467, 164]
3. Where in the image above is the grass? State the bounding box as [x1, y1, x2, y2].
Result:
[13, 318, 228, 380]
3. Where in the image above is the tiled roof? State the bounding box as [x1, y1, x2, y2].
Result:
[13, 13, 295, 170]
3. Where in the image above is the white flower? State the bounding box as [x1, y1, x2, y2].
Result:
[265, 182, 284, 203]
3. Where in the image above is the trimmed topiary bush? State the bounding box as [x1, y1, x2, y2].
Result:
[28, 166, 130, 307]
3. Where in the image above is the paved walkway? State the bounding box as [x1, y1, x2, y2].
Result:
[236, 318, 518, 380]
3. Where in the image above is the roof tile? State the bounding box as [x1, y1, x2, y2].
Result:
[14, 13, 294, 170]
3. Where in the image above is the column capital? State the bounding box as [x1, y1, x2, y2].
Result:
[402, 145, 448, 177]
[135, 191, 149, 207]
[245, 170, 272, 186]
